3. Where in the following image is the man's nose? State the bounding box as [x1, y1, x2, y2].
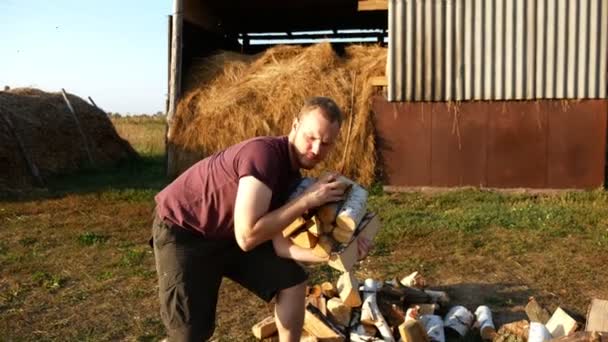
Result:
[311, 141, 321, 155]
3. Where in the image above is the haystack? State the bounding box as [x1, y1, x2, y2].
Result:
[170, 42, 387, 185]
[0, 88, 138, 191]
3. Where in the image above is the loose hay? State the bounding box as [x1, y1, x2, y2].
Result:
[0, 88, 138, 191]
[170, 42, 387, 186]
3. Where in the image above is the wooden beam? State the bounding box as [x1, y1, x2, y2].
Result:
[61, 88, 95, 167]
[358, 0, 388, 11]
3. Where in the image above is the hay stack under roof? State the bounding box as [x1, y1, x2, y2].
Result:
[0, 88, 138, 191]
[171, 42, 387, 185]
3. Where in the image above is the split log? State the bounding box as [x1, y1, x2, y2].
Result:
[525, 297, 551, 324]
[252, 316, 277, 339]
[291, 230, 319, 249]
[585, 299, 608, 333]
[328, 213, 380, 272]
[318, 202, 341, 224]
[399, 319, 430, 342]
[312, 235, 334, 258]
[308, 284, 322, 298]
[400, 271, 426, 288]
[337, 272, 361, 308]
[327, 298, 351, 327]
[332, 227, 354, 244]
[336, 183, 368, 232]
[552, 331, 607, 342]
[546, 307, 579, 338]
[360, 279, 395, 341]
[308, 217, 323, 236]
[321, 282, 338, 298]
[283, 216, 307, 237]
[303, 304, 345, 342]
[308, 295, 327, 316]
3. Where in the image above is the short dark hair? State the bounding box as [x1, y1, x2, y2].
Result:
[297, 96, 343, 126]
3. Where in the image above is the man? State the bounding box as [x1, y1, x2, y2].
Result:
[152, 96, 372, 341]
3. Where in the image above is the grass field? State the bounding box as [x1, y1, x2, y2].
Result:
[1, 116, 607, 341]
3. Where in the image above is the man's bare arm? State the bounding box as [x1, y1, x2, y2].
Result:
[233, 175, 344, 252]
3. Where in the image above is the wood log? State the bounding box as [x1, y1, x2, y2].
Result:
[336, 183, 368, 232]
[312, 235, 334, 258]
[318, 202, 341, 224]
[337, 272, 361, 308]
[525, 297, 551, 324]
[399, 320, 430, 342]
[360, 279, 395, 341]
[308, 284, 322, 298]
[303, 304, 345, 341]
[400, 271, 426, 288]
[332, 227, 354, 244]
[546, 307, 579, 338]
[327, 297, 351, 327]
[252, 315, 277, 339]
[321, 282, 338, 298]
[329, 212, 380, 267]
[308, 218, 322, 236]
[586, 299, 608, 333]
[552, 331, 607, 342]
[283, 216, 307, 237]
[497, 320, 530, 340]
[291, 230, 319, 249]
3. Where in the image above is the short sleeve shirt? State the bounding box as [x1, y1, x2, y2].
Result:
[154, 136, 301, 239]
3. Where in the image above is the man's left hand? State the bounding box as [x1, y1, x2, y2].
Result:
[357, 236, 373, 261]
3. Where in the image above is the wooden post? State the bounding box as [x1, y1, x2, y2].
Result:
[61, 88, 95, 167]
[0, 109, 44, 187]
[166, 0, 184, 177]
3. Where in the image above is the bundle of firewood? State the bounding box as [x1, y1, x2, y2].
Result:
[283, 176, 379, 272]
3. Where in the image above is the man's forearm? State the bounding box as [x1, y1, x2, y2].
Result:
[272, 234, 328, 262]
[244, 194, 311, 249]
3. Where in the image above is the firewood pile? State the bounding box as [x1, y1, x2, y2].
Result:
[252, 272, 608, 342]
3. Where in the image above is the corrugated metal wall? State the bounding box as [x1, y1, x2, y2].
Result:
[387, 0, 608, 101]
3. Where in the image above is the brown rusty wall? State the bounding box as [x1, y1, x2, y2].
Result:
[373, 96, 607, 189]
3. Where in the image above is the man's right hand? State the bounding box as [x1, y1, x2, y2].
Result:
[302, 173, 348, 209]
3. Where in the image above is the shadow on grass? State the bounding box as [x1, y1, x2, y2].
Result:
[0, 154, 169, 202]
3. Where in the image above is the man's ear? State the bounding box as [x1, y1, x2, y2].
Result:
[292, 118, 299, 131]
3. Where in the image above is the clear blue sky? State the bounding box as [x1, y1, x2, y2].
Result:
[1, 0, 170, 114]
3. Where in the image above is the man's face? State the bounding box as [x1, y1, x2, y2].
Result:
[291, 108, 340, 170]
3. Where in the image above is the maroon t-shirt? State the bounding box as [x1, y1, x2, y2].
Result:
[154, 136, 301, 239]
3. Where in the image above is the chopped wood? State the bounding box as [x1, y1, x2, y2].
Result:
[321, 282, 338, 298]
[546, 307, 579, 338]
[586, 299, 608, 333]
[303, 304, 345, 341]
[327, 297, 351, 327]
[552, 331, 607, 342]
[251, 316, 277, 340]
[318, 202, 341, 224]
[350, 324, 381, 341]
[283, 216, 307, 237]
[411, 304, 438, 316]
[332, 227, 354, 244]
[360, 279, 395, 341]
[337, 272, 361, 308]
[328, 213, 381, 271]
[291, 230, 319, 249]
[399, 319, 430, 342]
[497, 320, 530, 340]
[370, 76, 388, 86]
[312, 235, 334, 258]
[336, 184, 368, 232]
[308, 295, 327, 316]
[301, 331, 320, 342]
[376, 300, 405, 327]
[400, 271, 426, 288]
[308, 219, 322, 236]
[526, 297, 552, 324]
